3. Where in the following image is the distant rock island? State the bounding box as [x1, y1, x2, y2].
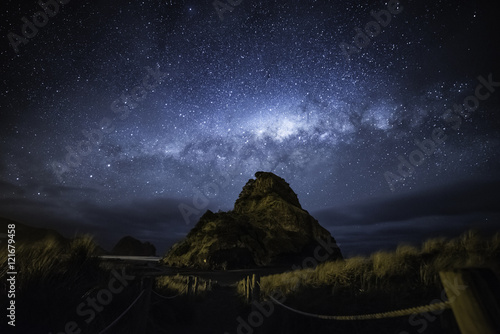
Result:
[163, 171, 342, 269]
[111, 236, 157, 256]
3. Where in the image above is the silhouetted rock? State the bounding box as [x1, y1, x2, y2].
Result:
[163, 171, 342, 269]
[111, 236, 156, 256]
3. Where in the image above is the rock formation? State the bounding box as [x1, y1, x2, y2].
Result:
[111, 236, 156, 256]
[163, 171, 342, 269]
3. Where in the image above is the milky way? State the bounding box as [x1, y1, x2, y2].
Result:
[1, 0, 499, 255]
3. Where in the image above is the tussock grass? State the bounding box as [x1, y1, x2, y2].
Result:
[246, 230, 500, 304]
[0, 235, 109, 332]
[0, 235, 104, 291]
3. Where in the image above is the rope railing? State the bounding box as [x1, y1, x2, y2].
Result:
[268, 295, 451, 320]
[151, 285, 187, 300]
[98, 289, 145, 334]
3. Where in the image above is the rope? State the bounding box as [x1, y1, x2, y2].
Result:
[151, 287, 184, 300]
[98, 289, 145, 334]
[268, 296, 451, 320]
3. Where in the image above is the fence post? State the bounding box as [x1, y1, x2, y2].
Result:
[245, 275, 251, 304]
[194, 276, 199, 295]
[252, 274, 260, 303]
[439, 268, 500, 334]
[188, 276, 194, 299]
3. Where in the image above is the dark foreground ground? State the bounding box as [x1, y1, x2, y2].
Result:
[102, 259, 461, 334]
[0, 257, 463, 334]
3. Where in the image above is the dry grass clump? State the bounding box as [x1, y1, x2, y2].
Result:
[0, 235, 108, 331]
[246, 230, 500, 302]
[155, 274, 213, 297]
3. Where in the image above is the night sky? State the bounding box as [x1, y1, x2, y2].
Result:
[1, 0, 499, 257]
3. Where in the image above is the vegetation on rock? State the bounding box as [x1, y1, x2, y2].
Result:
[163, 172, 342, 269]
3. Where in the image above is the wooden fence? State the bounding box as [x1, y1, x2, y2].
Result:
[99, 268, 500, 333]
[187, 275, 213, 299]
[243, 274, 260, 304]
[268, 268, 500, 333]
[440, 268, 500, 334]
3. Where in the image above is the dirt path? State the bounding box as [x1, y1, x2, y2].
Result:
[119, 262, 291, 333]
[147, 283, 249, 334]
[191, 285, 245, 333]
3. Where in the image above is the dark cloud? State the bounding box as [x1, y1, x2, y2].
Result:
[0, 180, 25, 197]
[315, 179, 500, 256]
[315, 178, 500, 227]
[333, 212, 500, 257]
[0, 193, 196, 254]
